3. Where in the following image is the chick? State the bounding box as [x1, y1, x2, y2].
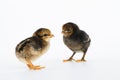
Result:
[62, 22, 91, 62]
[15, 28, 54, 70]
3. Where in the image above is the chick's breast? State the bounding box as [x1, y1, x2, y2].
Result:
[63, 36, 82, 52]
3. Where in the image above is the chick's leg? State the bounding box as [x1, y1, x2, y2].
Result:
[75, 52, 86, 62]
[26, 59, 45, 70]
[63, 52, 76, 62]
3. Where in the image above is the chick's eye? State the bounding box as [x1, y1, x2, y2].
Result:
[65, 30, 71, 33]
[67, 30, 71, 32]
[43, 34, 48, 36]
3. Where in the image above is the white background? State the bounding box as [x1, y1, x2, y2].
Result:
[0, 0, 120, 80]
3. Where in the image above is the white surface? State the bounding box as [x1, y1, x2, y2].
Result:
[0, 0, 120, 80]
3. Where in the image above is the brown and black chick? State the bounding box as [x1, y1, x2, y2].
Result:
[62, 22, 91, 62]
[15, 28, 54, 70]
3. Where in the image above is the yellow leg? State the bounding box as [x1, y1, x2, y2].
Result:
[26, 59, 45, 70]
[63, 52, 76, 62]
[75, 52, 86, 62]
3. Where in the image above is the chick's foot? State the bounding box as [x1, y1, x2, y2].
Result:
[27, 64, 45, 70]
[75, 59, 86, 62]
[63, 58, 75, 62]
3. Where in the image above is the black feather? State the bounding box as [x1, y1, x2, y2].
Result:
[16, 37, 43, 53]
[63, 22, 91, 52]
[16, 38, 31, 52]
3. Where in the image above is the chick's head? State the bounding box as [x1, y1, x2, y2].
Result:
[33, 28, 54, 41]
[62, 24, 74, 37]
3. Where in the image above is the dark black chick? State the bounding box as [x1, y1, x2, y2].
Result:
[16, 28, 54, 70]
[62, 22, 91, 62]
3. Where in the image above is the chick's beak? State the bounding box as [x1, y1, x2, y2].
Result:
[61, 31, 64, 34]
[62, 31, 66, 35]
[50, 34, 54, 38]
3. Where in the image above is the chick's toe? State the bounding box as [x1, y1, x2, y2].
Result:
[63, 58, 75, 62]
[75, 59, 86, 62]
